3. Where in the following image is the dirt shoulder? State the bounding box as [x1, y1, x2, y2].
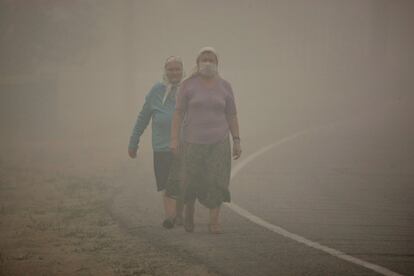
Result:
[0, 141, 215, 276]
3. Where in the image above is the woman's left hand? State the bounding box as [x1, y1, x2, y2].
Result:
[232, 142, 242, 160]
[170, 140, 180, 156]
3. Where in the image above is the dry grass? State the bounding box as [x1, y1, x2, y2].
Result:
[0, 139, 215, 276]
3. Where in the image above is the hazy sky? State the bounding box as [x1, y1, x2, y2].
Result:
[0, 0, 413, 149]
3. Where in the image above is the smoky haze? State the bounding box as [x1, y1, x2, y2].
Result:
[1, 0, 413, 156]
[1, 1, 414, 274]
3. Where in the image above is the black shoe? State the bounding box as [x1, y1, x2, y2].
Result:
[162, 218, 175, 229]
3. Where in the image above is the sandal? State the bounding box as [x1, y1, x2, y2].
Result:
[184, 216, 194, 233]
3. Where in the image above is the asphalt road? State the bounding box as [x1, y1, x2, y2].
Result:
[111, 100, 414, 276]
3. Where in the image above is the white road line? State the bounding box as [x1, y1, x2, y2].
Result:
[226, 126, 404, 276]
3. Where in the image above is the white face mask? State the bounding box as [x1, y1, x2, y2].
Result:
[198, 62, 217, 77]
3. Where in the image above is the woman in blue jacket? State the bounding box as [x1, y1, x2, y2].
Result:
[128, 56, 184, 229]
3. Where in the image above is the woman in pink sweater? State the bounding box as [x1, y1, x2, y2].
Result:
[170, 47, 242, 234]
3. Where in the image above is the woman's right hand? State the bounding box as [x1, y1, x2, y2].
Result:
[128, 148, 137, 159]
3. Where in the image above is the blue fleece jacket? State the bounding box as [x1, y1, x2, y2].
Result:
[129, 82, 176, 152]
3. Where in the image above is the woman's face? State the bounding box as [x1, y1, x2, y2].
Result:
[198, 52, 218, 65]
[197, 52, 218, 77]
[165, 61, 183, 84]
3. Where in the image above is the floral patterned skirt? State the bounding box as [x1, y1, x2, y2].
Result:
[182, 137, 231, 209]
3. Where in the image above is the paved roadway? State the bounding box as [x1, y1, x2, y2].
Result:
[112, 100, 413, 276]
